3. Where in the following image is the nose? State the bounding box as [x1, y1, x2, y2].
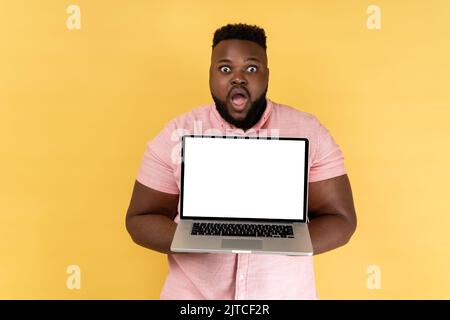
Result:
[230, 71, 247, 86]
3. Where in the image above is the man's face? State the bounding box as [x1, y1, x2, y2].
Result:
[209, 39, 269, 127]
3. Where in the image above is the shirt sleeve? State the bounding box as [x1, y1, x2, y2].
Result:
[309, 119, 347, 183]
[136, 120, 180, 194]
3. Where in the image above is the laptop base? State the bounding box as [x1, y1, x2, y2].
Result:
[171, 220, 313, 256]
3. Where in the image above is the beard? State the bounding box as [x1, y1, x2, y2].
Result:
[212, 87, 268, 131]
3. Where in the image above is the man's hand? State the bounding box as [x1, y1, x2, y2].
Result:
[307, 174, 357, 254]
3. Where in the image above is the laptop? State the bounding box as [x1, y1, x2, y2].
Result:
[170, 135, 313, 256]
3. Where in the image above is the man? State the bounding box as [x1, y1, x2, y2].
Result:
[126, 23, 357, 299]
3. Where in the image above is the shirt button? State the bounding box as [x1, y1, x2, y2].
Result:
[239, 275, 245, 281]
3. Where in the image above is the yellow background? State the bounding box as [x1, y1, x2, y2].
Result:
[1, 0, 449, 299]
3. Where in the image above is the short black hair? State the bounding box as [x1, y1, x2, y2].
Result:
[212, 23, 267, 50]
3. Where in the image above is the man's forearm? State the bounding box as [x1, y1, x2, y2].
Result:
[308, 214, 356, 255]
[126, 212, 355, 255]
[126, 214, 177, 254]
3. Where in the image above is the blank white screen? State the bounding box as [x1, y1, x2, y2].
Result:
[182, 137, 306, 220]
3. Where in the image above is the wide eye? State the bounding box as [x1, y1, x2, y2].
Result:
[219, 66, 231, 73]
[247, 66, 258, 73]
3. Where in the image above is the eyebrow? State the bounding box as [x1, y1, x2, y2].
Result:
[216, 57, 262, 64]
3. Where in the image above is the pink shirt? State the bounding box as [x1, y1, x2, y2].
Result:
[136, 98, 346, 299]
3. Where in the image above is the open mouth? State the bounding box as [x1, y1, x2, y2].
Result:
[229, 88, 249, 112]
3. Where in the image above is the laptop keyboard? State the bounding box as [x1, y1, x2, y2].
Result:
[191, 222, 294, 238]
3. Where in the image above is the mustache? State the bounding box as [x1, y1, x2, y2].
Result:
[226, 86, 251, 101]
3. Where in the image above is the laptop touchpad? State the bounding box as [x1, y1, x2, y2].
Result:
[221, 239, 263, 249]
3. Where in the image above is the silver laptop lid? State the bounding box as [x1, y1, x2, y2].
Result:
[180, 135, 309, 223]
